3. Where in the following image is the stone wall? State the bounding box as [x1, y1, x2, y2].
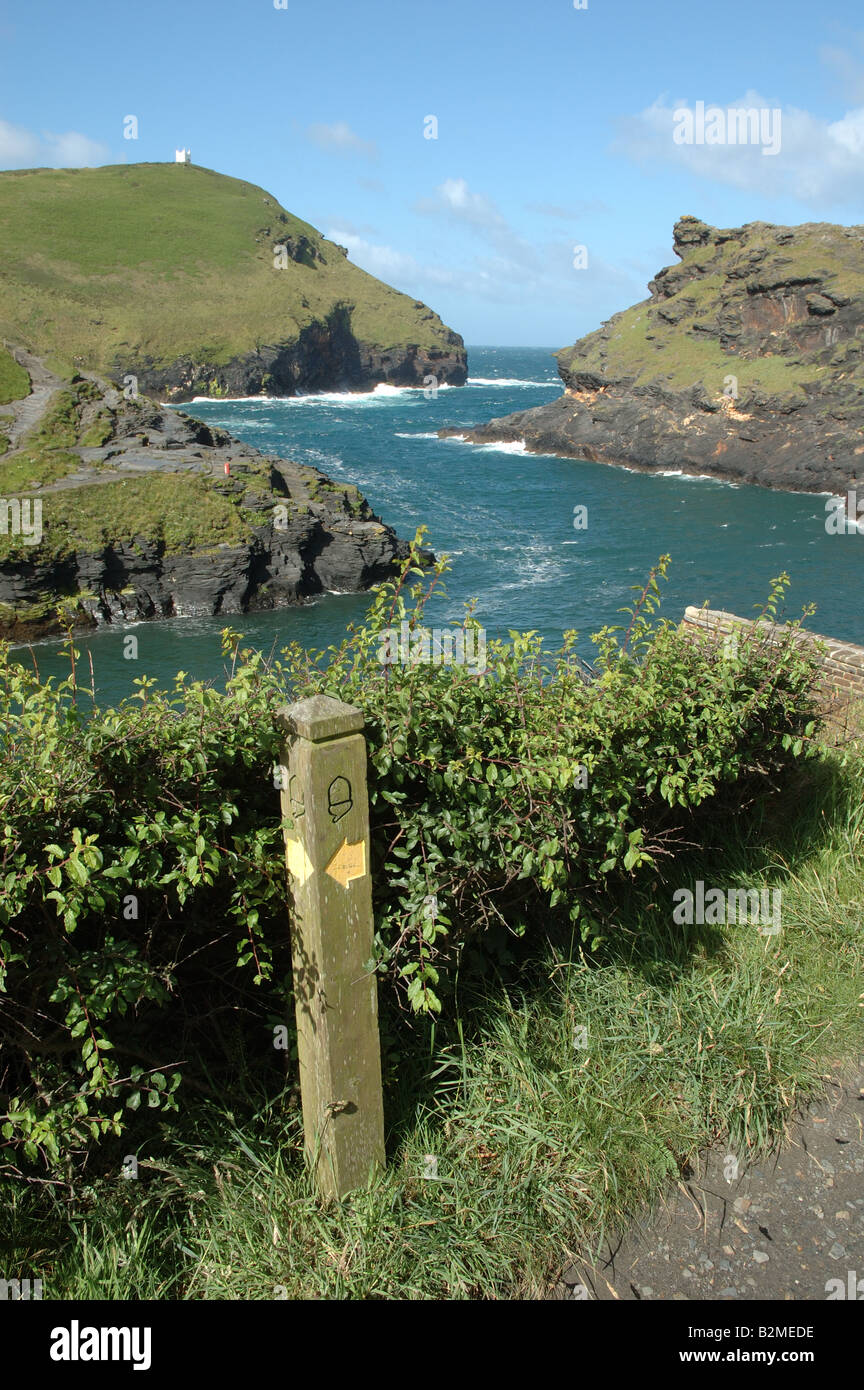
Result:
[681, 606, 864, 708]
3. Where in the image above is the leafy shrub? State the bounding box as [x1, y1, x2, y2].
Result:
[283, 546, 822, 1010]
[0, 540, 821, 1174]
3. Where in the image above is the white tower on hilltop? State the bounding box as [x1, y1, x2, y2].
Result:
[175, 148, 191, 163]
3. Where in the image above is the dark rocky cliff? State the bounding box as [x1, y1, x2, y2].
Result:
[134, 304, 466, 403]
[443, 216, 864, 495]
[0, 358, 416, 642]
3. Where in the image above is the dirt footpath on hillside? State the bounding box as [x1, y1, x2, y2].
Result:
[551, 1056, 864, 1302]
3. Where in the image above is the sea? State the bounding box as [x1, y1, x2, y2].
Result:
[11, 346, 863, 706]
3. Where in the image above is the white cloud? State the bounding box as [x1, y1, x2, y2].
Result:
[327, 227, 640, 313]
[415, 177, 509, 234]
[611, 93, 864, 207]
[44, 131, 108, 166]
[411, 178, 637, 309]
[0, 119, 108, 169]
[414, 177, 546, 278]
[0, 120, 39, 165]
[829, 107, 864, 157]
[324, 230, 465, 291]
[305, 121, 377, 160]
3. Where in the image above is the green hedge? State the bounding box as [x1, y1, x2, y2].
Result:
[0, 542, 821, 1174]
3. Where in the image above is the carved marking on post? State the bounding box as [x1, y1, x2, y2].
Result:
[327, 775, 353, 823]
[325, 837, 366, 888]
[275, 694, 385, 1200]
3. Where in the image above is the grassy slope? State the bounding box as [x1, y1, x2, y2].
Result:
[0, 164, 457, 376]
[21, 474, 256, 558]
[0, 379, 270, 563]
[0, 387, 82, 493]
[0, 345, 30, 404]
[557, 221, 864, 395]
[0, 470, 256, 569]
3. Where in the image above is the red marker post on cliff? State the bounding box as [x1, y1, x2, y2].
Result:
[224, 461, 230, 476]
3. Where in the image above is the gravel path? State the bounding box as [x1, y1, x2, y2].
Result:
[3, 347, 65, 447]
[551, 1056, 864, 1302]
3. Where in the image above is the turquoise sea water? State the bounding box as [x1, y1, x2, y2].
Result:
[13, 347, 864, 705]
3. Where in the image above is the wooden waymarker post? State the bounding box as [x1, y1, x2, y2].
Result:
[275, 695, 385, 1199]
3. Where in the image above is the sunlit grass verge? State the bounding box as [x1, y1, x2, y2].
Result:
[4, 744, 862, 1300]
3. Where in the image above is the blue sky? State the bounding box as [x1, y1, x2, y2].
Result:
[2, 0, 863, 346]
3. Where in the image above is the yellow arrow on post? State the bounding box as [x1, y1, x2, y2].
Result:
[325, 838, 367, 888]
[284, 835, 314, 886]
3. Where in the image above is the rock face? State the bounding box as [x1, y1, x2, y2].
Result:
[133, 304, 466, 402]
[443, 216, 864, 495]
[0, 366, 416, 642]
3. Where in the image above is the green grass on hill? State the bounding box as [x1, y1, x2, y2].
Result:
[0, 164, 459, 379]
[0, 345, 29, 404]
[0, 382, 108, 495]
[562, 306, 833, 396]
[0, 472, 256, 562]
[0, 449, 79, 494]
[557, 220, 864, 398]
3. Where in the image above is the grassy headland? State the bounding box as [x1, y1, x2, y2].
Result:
[0, 163, 465, 394]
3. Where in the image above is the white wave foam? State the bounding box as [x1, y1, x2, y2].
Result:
[302, 447, 346, 471]
[477, 439, 528, 454]
[467, 377, 559, 387]
[655, 469, 721, 480]
[182, 395, 294, 405]
[615, 463, 739, 487]
[497, 557, 565, 590]
[185, 381, 452, 407]
[394, 432, 440, 439]
[447, 434, 562, 459]
[291, 386, 411, 404]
